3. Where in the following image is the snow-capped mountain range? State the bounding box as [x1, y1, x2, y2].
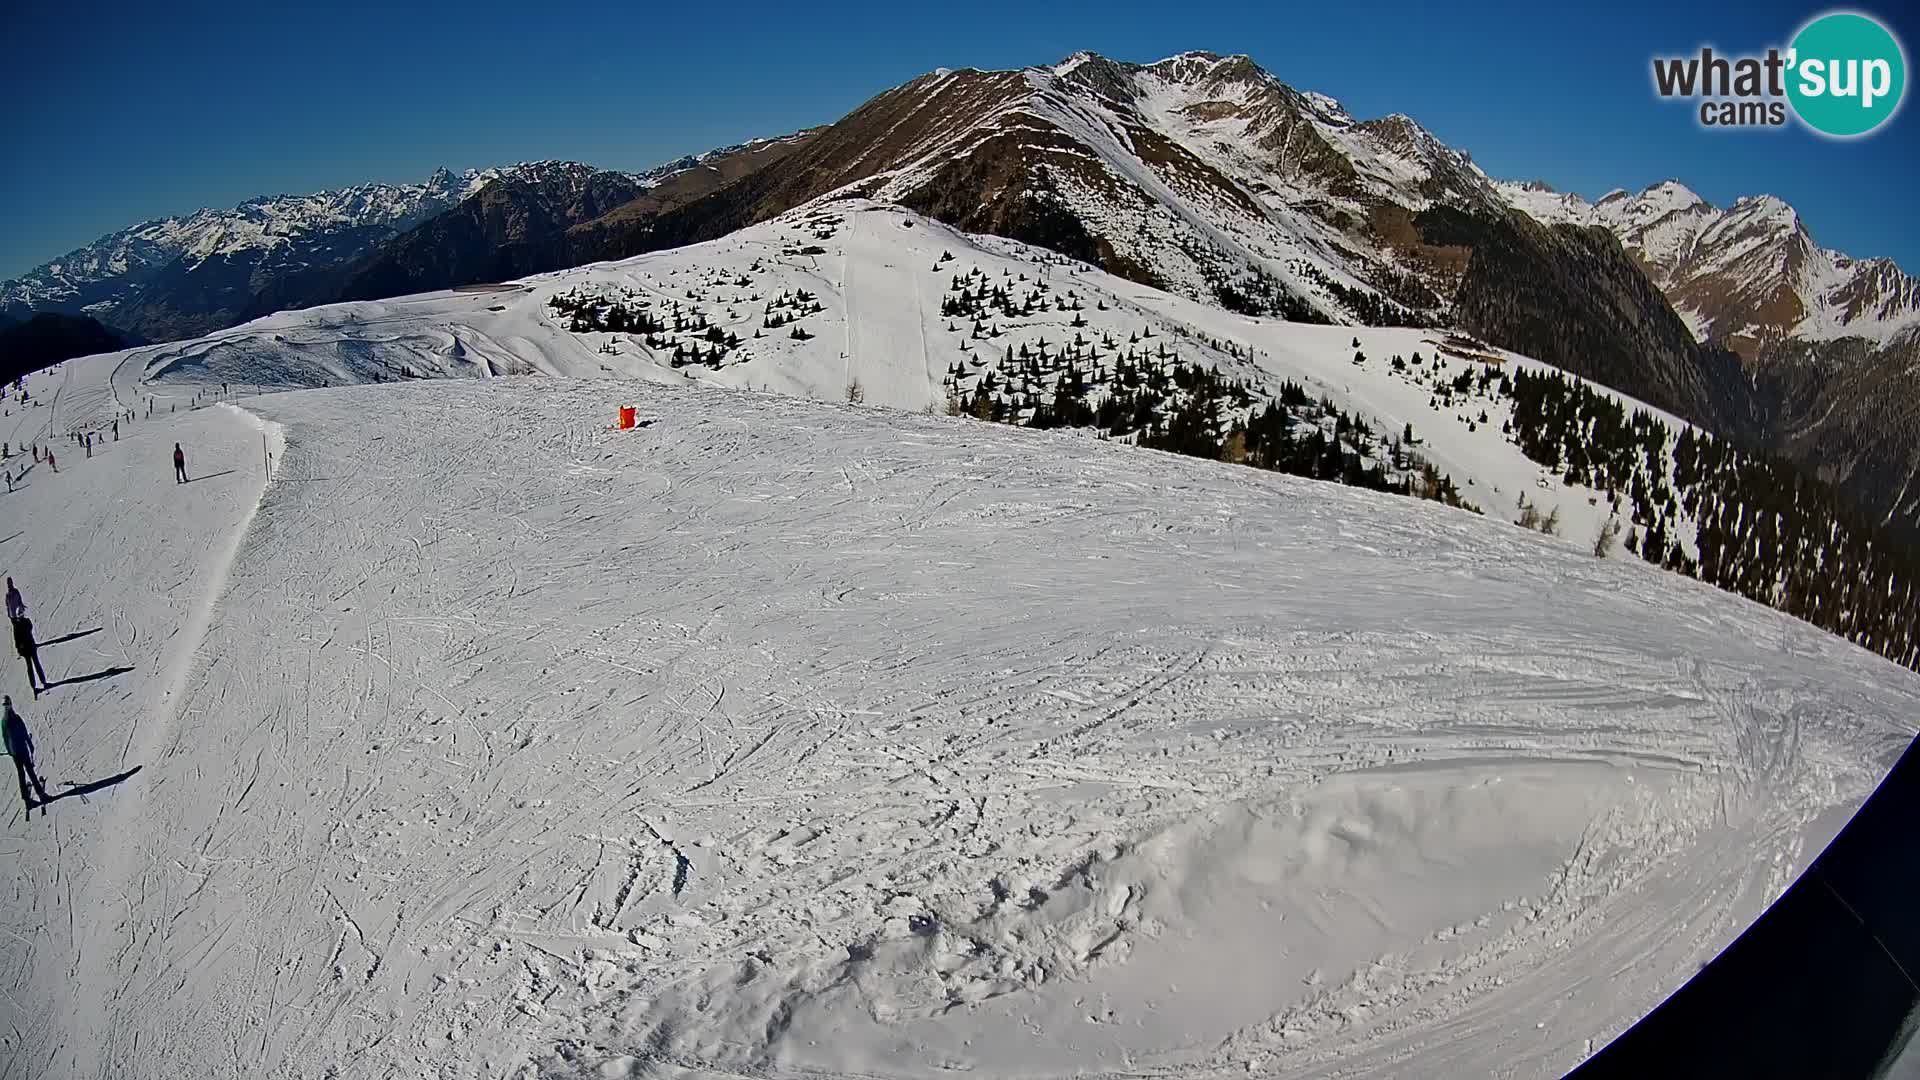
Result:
[1496, 178, 1920, 353]
[0, 158, 708, 341]
[13, 51, 1913, 362]
[10, 51, 1911, 366]
[7, 165, 500, 309]
[7, 50, 1920, 532]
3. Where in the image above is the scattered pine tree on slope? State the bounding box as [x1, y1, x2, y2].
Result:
[944, 346, 1473, 510]
[1501, 366, 1920, 672]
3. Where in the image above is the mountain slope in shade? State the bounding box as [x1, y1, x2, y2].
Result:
[565, 132, 820, 262]
[292, 163, 652, 308]
[0, 312, 140, 383]
[1498, 180, 1920, 532]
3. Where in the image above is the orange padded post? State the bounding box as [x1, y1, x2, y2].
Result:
[618, 406, 636, 430]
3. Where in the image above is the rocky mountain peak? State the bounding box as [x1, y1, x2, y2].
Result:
[1643, 178, 1703, 202]
[1726, 193, 1798, 227]
[1043, 51, 1142, 104]
[1499, 173, 1915, 357]
[1144, 50, 1264, 87]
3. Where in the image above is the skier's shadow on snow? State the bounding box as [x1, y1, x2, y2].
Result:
[38, 627, 102, 648]
[182, 470, 236, 485]
[36, 766, 142, 811]
[43, 665, 133, 690]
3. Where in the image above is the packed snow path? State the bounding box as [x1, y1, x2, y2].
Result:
[0, 372, 1915, 1079]
[0, 384, 272, 1077]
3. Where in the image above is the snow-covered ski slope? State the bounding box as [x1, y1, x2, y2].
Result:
[82, 200, 1692, 561]
[1, 346, 1917, 1078]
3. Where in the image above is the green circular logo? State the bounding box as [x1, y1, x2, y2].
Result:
[1787, 12, 1907, 137]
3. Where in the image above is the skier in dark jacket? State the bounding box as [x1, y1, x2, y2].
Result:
[173, 443, 188, 484]
[13, 615, 47, 697]
[3, 696, 50, 813]
[4, 578, 22, 620]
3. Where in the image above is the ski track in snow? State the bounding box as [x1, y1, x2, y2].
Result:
[0, 234, 1917, 1078]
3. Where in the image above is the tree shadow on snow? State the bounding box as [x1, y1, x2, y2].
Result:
[44, 665, 133, 690]
[34, 766, 143, 813]
[39, 627, 103, 648]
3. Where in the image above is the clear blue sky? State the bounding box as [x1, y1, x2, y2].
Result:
[5, 0, 1916, 280]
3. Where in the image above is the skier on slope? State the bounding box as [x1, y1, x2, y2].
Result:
[4, 578, 23, 620]
[12, 615, 47, 697]
[173, 443, 188, 484]
[2, 697, 49, 814]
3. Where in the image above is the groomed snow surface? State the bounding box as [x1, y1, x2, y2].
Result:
[2, 346, 1917, 1080]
